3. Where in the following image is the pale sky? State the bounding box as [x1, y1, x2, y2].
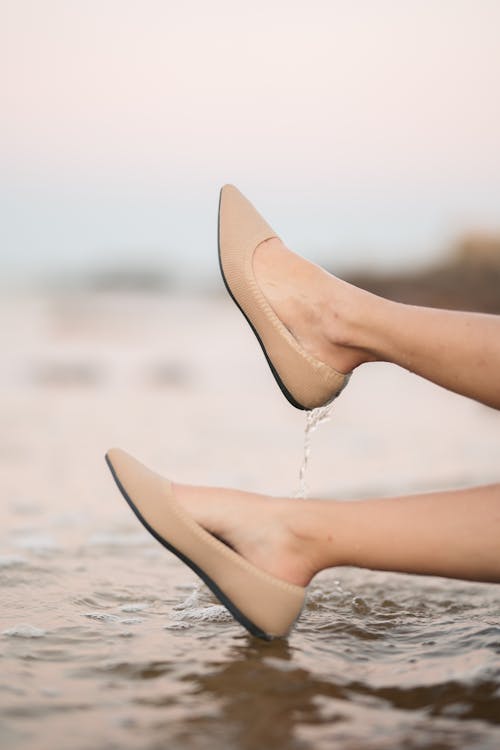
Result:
[2, 0, 500, 285]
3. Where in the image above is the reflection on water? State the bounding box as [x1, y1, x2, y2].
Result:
[1, 291, 500, 749]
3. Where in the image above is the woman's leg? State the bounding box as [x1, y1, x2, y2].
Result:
[171, 235, 500, 591]
[174, 482, 500, 585]
[253, 238, 500, 409]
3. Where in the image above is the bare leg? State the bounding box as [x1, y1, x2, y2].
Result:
[175, 482, 500, 585]
[172, 238, 500, 589]
[253, 238, 500, 409]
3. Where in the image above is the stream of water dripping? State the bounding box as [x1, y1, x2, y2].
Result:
[296, 402, 335, 498]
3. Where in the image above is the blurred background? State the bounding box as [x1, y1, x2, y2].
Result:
[2, 0, 500, 297]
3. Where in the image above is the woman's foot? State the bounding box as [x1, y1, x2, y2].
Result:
[106, 448, 310, 638]
[253, 237, 379, 373]
[173, 482, 334, 587]
[219, 184, 385, 408]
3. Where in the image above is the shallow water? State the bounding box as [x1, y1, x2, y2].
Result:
[2, 290, 500, 749]
[2, 542, 500, 750]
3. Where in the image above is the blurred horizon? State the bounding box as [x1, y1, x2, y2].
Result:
[2, 0, 500, 288]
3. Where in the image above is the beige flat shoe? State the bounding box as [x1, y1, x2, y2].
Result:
[218, 184, 350, 410]
[105, 448, 306, 640]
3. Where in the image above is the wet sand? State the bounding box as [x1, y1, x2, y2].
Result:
[1, 290, 500, 749]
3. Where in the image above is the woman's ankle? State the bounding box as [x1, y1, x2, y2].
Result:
[321, 276, 395, 367]
[284, 498, 347, 580]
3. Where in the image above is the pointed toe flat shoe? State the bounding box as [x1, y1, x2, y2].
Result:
[105, 448, 306, 640]
[217, 184, 350, 410]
